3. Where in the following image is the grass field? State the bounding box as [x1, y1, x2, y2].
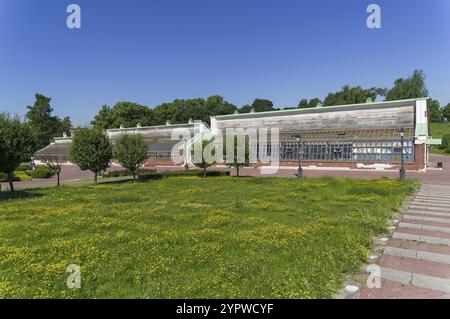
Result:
[0, 177, 418, 298]
[430, 122, 450, 155]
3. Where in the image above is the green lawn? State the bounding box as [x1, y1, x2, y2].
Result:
[0, 177, 418, 298]
[430, 122, 450, 155]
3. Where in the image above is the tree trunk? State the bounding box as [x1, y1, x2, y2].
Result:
[94, 172, 98, 184]
[203, 167, 207, 178]
[57, 171, 60, 187]
[236, 166, 240, 177]
[7, 172, 14, 192]
[132, 171, 136, 182]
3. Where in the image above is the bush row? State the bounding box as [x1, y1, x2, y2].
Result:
[138, 170, 230, 181]
[102, 168, 157, 178]
[0, 167, 55, 182]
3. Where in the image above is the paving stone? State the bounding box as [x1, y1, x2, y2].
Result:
[379, 267, 412, 285]
[404, 215, 450, 224]
[407, 210, 450, 218]
[412, 273, 450, 293]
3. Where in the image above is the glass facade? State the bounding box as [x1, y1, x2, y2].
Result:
[256, 140, 414, 163]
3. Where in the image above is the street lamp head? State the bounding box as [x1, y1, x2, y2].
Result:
[399, 127, 405, 137]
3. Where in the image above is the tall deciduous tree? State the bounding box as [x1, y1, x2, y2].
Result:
[114, 134, 148, 181]
[385, 70, 428, 101]
[91, 105, 117, 131]
[297, 99, 309, 109]
[70, 128, 113, 184]
[91, 102, 153, 130]
[323, 85, 384, 106]
[26, 93, 72, 151]
[0, 113, 35, 191]
[251, 99, 275, 112]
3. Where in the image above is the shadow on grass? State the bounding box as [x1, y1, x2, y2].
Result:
[0, 190, 43, 201]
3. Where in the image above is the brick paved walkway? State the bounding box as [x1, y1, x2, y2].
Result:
[360, 184, 450, 298]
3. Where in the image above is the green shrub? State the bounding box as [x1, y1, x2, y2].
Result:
[103, 168, 156, 178]
[13, 171, 32, 181]
[16, 163, 31, 172]
[441, 134, 450, 150]
[27, 167, 55, 179]
[1, 171, 33, 182]
[138, 170, 230, 181]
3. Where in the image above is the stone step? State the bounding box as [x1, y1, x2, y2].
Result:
[393, 232, 450, 246]
[379, 267, 450, 293]
[404, 215, 450, 225]
[399, 222, 450, 234]
[410, 202, 450, 209]
[408, 205, 450, 213]
[407, 209, 450, 218]
[416, 194, 450, 200]
[412, 199, 450, 205]
[384, 246, 450, 265]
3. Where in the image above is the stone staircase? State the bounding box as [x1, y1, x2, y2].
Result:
[361, 184, 450, 298]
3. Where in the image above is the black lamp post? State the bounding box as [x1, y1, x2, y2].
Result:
[399, 127, 406, 181]
[294, 135, 303, 178]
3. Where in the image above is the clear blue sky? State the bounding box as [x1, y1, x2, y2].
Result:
[1, 0, 449, 125]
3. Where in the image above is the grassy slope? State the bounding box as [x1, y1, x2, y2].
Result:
[0, 177, 418, 298]
[430, 122, 450, 155]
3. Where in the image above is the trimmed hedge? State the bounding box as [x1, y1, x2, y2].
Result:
[103, 168, 157, 178]
[14, 171, 32, 181]
[16, 163, 31, 172]
[26, 167, 55, 179]
[0, 172, 32, 182]
[138, 170, 230, 181]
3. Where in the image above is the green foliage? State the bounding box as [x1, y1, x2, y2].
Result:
[138, 170, 230, 180]
[240, 99, 276, 113]
[250, 99, 276, 112]
[14, 171, 33, 181]
[429, 122, 450, 155]
[16, 163, 31, 172]
[386, 70, 428, 101]
[442, 103, 450, 122]
[0, 177, 417, 298]
[191, 139, 216, 177]
[102, 168, 156, 178]
[114, 134, 148, 180]
[0, 114, 35, 190]
[297, 99, 309, 108]
[0, 172, 31, 182]
[323, 85, 384, 106]
[91, 96, 238, 130]
[70, 128, 113, 182]
[27, 167, 54, 179]
[223, 135, 250, 176]
[26, 93, 72, 151]
[429, 99, 443, 123]
[91, 102, 153, 130]
[441, 134, 450, 149]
